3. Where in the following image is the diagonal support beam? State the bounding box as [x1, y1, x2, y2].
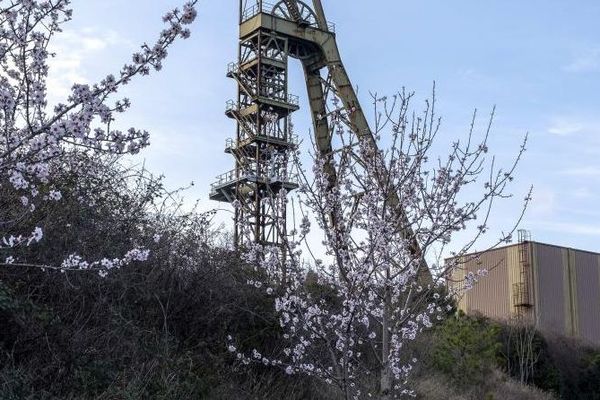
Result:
[311, 0, 329, 31]
[301, 27, 433, 283]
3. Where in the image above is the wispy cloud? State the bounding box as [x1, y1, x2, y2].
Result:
[572, 187, 595, 199]
[548, 121, 583, 136]
[560, 167, 600, 177]
[563, 47, 600, 73]
[533, 221, 600, 236]
[47, 29, 129, 103]
[547, 116, 600, 136]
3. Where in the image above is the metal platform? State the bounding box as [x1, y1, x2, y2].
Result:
[210, 169, 299, 203]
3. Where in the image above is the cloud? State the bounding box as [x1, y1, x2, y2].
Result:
[533, 221, 600, 236]
[46, 29, 129, 103]
[547, 116, 600, 136]
[572, 187, 594, 199]
[563, 47, 600, 73]
[547, 119, 584, 136]
[560, 167, 600, 177]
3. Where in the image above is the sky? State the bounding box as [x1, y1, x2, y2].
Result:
[47, 0, 600, 254]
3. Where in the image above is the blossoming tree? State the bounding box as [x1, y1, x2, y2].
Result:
[0, 0, 197, 274]
[230, 90, 530, 399]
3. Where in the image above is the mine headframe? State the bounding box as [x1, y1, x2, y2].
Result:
[210, 0, 431, 281]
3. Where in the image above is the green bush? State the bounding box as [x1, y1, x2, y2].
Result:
[430, 312, 501, 386]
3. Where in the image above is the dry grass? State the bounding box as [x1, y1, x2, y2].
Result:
[414, 370, 556, 400]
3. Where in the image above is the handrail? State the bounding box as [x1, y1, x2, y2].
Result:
[241, 2, 277, 21]
[225, 93, 299, 111]
[225, 99, 238, 113]
[241, 1, 335, 32]
[224, 133, 299, 149]
[227, 61, 238, 74]
[211, 169, 238, 190]
[230, 55, 288, 72]
[211, 167, 299, 192]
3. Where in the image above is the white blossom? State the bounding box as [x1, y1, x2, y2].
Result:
[0, 0, 198, 273]
[228, 88, 527, 397]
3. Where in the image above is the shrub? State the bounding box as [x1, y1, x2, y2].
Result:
[430, 312, 501, 387]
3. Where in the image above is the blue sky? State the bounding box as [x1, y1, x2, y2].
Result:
[49, 1, 600, 253]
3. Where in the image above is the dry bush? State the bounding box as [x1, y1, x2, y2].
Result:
[414, 373, 468, 400]
[492, 376, 557, 400]
[414, 370, 556, 400]
[486, 369, 557, 400]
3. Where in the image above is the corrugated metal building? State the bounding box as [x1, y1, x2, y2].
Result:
[448, 232, 600, 346]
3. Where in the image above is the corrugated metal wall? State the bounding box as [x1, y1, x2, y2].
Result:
[506, 245, 520, 317]
[532, 244, 566, 335]
[533, 243, 600, 344]
[573, 250, 600, 344]
[450, 242, 600, 346]
[451, 247, 512, 320]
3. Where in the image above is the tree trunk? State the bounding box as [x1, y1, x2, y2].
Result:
[380, 269, 392, 399]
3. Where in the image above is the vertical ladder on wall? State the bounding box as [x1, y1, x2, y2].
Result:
[513, 229, 533, 317]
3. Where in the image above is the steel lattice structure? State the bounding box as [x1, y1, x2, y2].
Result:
[210, 0, 428, 276]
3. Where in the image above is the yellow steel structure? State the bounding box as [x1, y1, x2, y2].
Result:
[210, 0, 429, 278]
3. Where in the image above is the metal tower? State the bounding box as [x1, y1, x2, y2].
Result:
[210, 0, 429, 275]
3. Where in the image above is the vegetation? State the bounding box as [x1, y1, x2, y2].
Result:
[415, 312, 600, 400]
[0, 157, 324, 400]
[0, 157, 595, 399]
[1, 1, 597, 399]
[430, 313, 501, 387]
[4, 239, 599, 399]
